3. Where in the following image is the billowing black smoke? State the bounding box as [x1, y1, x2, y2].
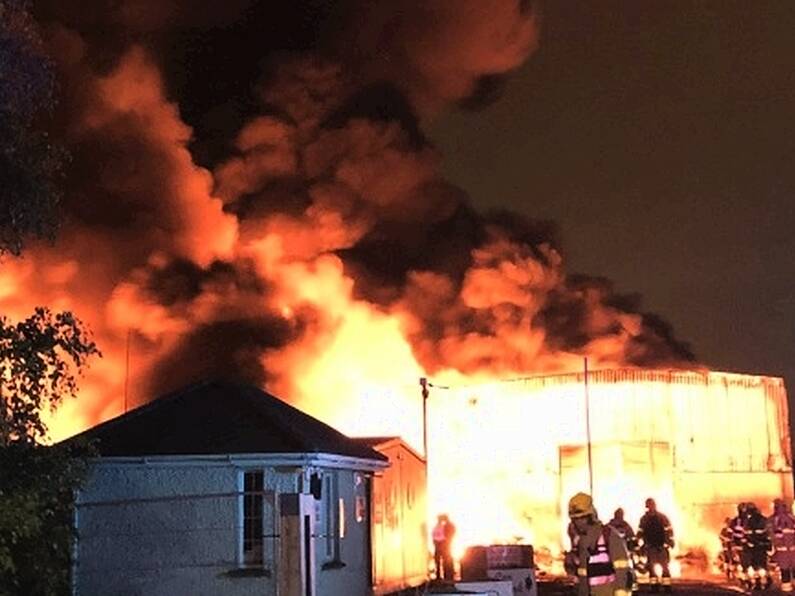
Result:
[11, 0, 694, 419]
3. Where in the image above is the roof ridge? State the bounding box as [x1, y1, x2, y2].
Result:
[60, 380, 386, 461]
[233, 386, 308, 452]
[239, 386, 350, 453]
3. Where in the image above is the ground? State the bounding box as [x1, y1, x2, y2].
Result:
[416, 577, 752, 596]
[537, 577, 751, 596]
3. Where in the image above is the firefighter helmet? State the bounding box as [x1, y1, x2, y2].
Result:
[569, 492, 596, 519]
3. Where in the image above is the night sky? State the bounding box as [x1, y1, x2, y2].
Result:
[432, 2, 795, 391]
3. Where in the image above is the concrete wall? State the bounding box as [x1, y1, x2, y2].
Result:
[75, 458, 377, 596]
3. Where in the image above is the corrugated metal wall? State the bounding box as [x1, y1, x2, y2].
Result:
[426, 369, 793, 564]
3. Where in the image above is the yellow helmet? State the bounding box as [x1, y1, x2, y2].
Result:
[569, 492, 596, 519]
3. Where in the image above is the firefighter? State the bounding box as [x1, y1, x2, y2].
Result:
[719, 516, 736, 579]
[609, 508, 639, 592]
[744, 502, 771, 590]
[769, 499, 795, 592]
[609, 508, 637, 549]
[568, 492, 632, 596]
[729, 503, 752, 584]
[432, 514, 456, 581]
[638, 498, 674, 592]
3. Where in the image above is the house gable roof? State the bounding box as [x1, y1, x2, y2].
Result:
[62, 380, 386, 461]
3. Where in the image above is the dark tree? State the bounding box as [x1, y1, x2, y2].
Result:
[0, 309, 98, 595]
[0, 4, 99, 594]
[0, 0, 63, 256]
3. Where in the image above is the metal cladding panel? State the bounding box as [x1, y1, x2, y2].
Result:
[426, 368, 793, 564]
[370, 438, 428, 594]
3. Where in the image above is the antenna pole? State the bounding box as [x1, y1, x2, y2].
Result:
[419, 377, 429, 459]
[124, 329, 131, 413]
[584, 357, 594, 495]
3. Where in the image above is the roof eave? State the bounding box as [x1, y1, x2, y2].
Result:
[87, 451, 390, 471]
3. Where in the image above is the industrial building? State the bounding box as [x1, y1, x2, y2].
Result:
[425, 368, 793, 567]
[352, 437, 428, 594]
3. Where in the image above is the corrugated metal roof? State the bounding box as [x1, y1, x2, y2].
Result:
[454, 367, 785, 390]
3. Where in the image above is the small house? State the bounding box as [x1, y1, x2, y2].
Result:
[65, 380, 390, 596]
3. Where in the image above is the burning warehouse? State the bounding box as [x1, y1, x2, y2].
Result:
[422, 367, 793, 570]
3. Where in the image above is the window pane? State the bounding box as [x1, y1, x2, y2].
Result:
[243, 471, 264, 565]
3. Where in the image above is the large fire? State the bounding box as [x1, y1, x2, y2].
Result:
[294, 363, 792, 575]
[421, 370, 792, 573]
[4, 1, 789, 578]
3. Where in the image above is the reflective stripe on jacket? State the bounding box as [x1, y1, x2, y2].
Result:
[730, 516, 747, 547]
[576, 523, 631, 596]
[587, 528, 616, 586]
[770, 511, 795, 568]
[746, 512, 770, 551]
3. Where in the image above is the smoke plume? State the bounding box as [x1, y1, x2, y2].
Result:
[2, 0, 693, 438]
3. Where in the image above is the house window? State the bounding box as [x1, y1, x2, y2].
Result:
[243, 470, 264, 566]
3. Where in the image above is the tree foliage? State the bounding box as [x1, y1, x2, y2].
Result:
[0, 0, 64, 256]
[0, 308, 98, 595]
[0, 444, 91, 595]
[1, 5, 99, 593]
[0, 308, 98, 446]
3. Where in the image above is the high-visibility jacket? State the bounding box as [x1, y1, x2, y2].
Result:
[720, 524, 733, 551]
[730, 515, 748, 550]
[769, 510, 795, 568]
[576, 522, 631, 596]
[720, 522, 736, 570]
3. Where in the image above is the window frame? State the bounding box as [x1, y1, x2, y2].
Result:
[238, 469, 266, 568]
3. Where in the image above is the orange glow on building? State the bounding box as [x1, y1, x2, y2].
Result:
[298, 367, 791, 573]
[428, 369, 792, 572]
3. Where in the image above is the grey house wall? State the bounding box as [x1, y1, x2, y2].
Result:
[313, 467, 371, 596]
[74, 457, 378, 596]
